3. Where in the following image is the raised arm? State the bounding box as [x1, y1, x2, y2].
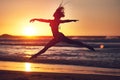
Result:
[30, 18, 51, 23]
[61, 19, 79, 23]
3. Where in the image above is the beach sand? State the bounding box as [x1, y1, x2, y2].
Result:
[0, 70, 120, 80]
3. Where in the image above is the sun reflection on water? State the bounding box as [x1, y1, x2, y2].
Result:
[25, 62, 31, 72]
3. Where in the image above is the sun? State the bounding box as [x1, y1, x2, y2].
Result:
[23, 25, 37, 36]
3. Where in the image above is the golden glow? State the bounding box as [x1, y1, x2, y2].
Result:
[100, 44, 104, 49]
[23, 25, 37, 36]
[25, 62, 31, 72]
[1, 0, 120, 36]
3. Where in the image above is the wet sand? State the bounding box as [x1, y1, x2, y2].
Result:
[0, 70, 120, 80]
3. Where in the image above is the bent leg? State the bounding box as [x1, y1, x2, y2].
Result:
[63, 37, 95, 51]
[30, 39, 59, 59]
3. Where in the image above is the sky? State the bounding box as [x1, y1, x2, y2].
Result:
[0, 0, 120, 36]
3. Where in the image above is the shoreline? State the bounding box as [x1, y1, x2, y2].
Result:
[0, 70, 120, 80]
[0, 59, 120, 69]
[0, 61, 120, 76]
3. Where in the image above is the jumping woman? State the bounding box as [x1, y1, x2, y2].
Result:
[29, 4, 95, 59]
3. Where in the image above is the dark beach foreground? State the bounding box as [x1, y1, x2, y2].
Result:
[0, 70, 120, 80]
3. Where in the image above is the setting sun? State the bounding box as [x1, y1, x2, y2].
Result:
[23, 25, 37, 36]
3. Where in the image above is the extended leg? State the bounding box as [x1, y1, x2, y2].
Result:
[63, 37, 95, 51]
[30, 39, 59, 59]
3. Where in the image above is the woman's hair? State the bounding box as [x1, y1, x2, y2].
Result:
[53, 6, 65, 18]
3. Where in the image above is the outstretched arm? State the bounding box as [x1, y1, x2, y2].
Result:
[30, 18, 51, 23]
[61, 19, 79, 23]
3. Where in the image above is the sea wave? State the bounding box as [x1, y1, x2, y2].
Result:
[0, 36, 120, 48]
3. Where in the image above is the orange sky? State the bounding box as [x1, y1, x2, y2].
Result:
[0, 0, 120, 36]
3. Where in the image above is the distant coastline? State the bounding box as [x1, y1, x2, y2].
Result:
[0, 34, 120, 38]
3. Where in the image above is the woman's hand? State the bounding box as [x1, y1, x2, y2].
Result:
[73, 20, 79, 22]
[30, 18, 37, 23]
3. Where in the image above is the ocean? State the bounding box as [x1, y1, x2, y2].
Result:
[0, 35, 120, 76]
[0, 36, 120, 69]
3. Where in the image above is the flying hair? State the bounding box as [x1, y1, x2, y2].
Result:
[59, 0, 70, 7]
[53, 0, 70, 18]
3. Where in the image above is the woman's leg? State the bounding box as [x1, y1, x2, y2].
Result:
[30, 38, 59, 59]
[62, 37, 95, 51]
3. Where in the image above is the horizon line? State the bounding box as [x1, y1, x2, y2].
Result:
[0, 34, 120, 37]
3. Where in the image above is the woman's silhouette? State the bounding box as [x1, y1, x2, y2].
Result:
[29, 5, 95, 59]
